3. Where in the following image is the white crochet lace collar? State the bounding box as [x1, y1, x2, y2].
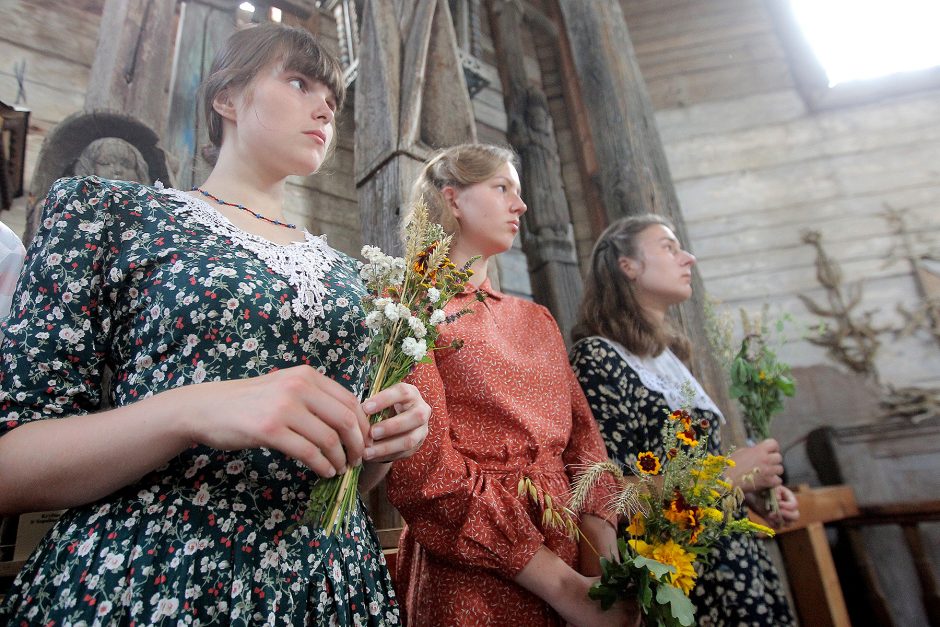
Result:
[159, 187, 342, 327]
[582, 336, 725, 422]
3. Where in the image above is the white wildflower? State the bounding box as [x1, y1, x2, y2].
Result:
[429, 309, 446, 325]
[383, 302, 400, 322]
[401, 337, 428, 361]
[361, 245, 383, 261]
[408, 316, 427, 339]
[365, 311, 384, 330]
[427, 287, 441, 303]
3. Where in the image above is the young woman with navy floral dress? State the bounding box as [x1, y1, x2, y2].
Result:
[0, 24, 430, 626]
[569, 215, 800, 627]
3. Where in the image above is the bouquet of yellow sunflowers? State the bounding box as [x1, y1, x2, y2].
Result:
[569, 402, 774, 627]
[302, 200, 478, 535]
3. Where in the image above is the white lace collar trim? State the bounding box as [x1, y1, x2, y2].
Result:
[582, 336, 725, 423]
[159, 188, 343, 327]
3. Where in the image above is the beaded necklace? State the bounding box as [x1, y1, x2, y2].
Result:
[192, 187, 298, 230]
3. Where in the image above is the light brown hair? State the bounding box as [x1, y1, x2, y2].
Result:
[571, 214, 691, 360]
[199, 22, 346, 163]
[406, 143, 518, 237]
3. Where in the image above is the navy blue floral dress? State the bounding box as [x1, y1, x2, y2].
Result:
[0, 177, 399, 626]
[570, 336, 795, 627]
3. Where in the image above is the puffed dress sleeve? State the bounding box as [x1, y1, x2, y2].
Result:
[386, 356, 545, 579]
[0, 177, 118, 435]
[563, 362, 619, 525]
[570, 336, 663, 464]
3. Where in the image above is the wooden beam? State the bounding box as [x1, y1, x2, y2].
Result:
[773, 484, 860, 533]
[778, 522, 852, 627]
[84, 0, 177, 132]
[555, 0, 745, 445]
[165, 0, 236, 190]
[487, 0, 582, 339]
[355, 0, 477, 525]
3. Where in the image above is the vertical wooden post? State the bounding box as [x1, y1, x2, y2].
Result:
[84, 0, 178, 132]
[165, 0, 236, 190]
[555, 0, 744, 443]
[487, 0, 581, 339]
[355, 0, 476, 255]
[355, 0, 477, 526]
[778, 522, 853, 627]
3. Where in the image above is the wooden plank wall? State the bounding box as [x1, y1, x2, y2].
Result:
[617, 0, 940, 388]
[0, 0, 533, 289]
[0, 0, 102, 237]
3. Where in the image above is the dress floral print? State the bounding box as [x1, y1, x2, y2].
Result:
[570, 336, 795, 627]
[0, 177, 399, 626]
[387, 281, 617, 626]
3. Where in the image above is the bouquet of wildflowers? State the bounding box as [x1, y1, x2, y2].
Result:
[567, 395, 774, 627]
[302, 200, 477, 535]
[729, 313, 796, 516]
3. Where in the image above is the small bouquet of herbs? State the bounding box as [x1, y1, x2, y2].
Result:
[729, 313, 796, 516]
[302, 200, 477, 535]
[567, 397, 773, 627]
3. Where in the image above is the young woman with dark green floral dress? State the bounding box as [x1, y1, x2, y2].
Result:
[0, 23, 430, 626]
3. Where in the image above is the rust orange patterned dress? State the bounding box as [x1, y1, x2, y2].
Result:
[386, 278, 616, 626]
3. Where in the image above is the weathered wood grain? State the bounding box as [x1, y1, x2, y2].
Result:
[164, 1, 235, 190]
[84, 0, 177, 131]
[0, 0, 99, 67]
[557, 0, 746, 444]
[487, 0, 582, 339]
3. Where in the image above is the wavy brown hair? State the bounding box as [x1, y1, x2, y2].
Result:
[571, 214, 691, 360]
[405, 143, 518, 238]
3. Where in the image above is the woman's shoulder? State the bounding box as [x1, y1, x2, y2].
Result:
[44, 176, 172, 218]
[500, 294, 558, 326]
[570, 335, 632, 364]
[48, 175, 160, 198]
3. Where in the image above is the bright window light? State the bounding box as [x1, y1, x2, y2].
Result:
[789, 0, 940, 87]
[239, 2, 255, 12]
[271, 7, 282, 22]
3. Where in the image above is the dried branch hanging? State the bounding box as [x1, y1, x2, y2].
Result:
[797, 230, 883, 380]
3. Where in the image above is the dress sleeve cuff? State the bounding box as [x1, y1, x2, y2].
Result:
[500, 532, 545, 579]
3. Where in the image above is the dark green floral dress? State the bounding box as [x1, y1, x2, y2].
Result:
[570, 336, 795, 627]
[0, 177, 399, 626]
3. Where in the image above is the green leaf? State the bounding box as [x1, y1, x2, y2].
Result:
[656, 583, 696, 626]
[633, 555, 676, 581]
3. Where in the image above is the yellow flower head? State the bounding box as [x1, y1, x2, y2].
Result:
[668, 409, 692, 428]
[628, 538, 653, 559]
[703, 507, 724, 523]
[650, 540, 698, 595]
[759, 370, 767, 381]
[702, 454, 730, 468]
[676, 428, 699, 447]
[746, 520, 776, 536]
[636, 452, 662, 475]
[626, 512, 646, 537]
[413, 242, 440, 280]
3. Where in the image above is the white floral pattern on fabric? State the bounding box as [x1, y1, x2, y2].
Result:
[0, 177, 398, 626]
[160, 187, 342, 329]
[574, 336, 725, 422]
[570, 337, 795, 627]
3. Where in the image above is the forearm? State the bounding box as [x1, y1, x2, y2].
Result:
[359, 461, 391, 493]
[514, 545, 585, 606]
[0, 387, 193, 515]
[579, 514, 618, 576]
